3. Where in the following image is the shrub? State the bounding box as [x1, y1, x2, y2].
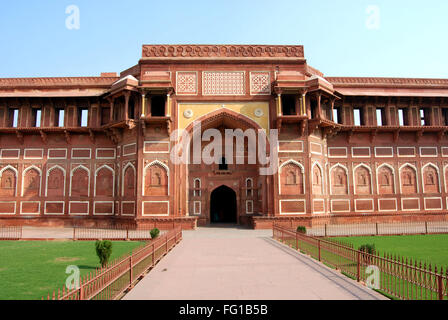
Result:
[296, 226, 307, 234]
[358, 243, 376, 254]
[95, 240, 113, 267]
[150, 228, 160, 239]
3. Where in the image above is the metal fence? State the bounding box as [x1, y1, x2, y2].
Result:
[73, 227, 155, 241]
[0, 226, 22, 240]
[307, 221, 448, 237]
[44, 226, 182, 300]
[273, 225, 448, 300]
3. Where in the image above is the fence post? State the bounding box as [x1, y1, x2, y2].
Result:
[129, 255, 133, 288]
[356, 251, 361, 282]
[281, 229, 284, 243]
[376, 223, 379, 236]
[425, 221, 428, 235]
[79, 284, 84, 300]
[438, 275, 444, 300]
[73, 227, 76, 241]
[126, 229, 129, 241]
[318, 240, 321, 261]
[296, 233, 298, 251]
[324, 224, 327, 237]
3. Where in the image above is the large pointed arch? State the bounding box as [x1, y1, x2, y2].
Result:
[329, 163, 349, 195]
[353, 163, 373, 195]
[45, 165, 66, 197]
[421, 162, 441, 193]
[21, 165, 42, 197]
[399, 163, 419, 194]
[278, 159, 305, 195]
[122, 162, 136, 197]
[0, 165, 18, 197]
[94, 164, 115, 197]
[376, 163, 396, 194]
[143, 160, 170, 196]
[70, 165, 90, 197]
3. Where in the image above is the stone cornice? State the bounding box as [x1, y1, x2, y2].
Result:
[327, 77, 448, 87]
[0, 77, 119, 89]
[141, 44, 304, 59]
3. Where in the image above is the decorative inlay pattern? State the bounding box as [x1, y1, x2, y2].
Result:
[142, 45, 304, 58]
[176, 72, 197, 95]
[250, 72, 271, 95]
[203, 71, 245, 96]
[327, 77, 448, 86]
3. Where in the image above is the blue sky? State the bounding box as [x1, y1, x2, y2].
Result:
[0, 0, 447, 78]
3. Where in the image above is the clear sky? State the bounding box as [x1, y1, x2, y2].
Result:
[1, 0, 447, 78]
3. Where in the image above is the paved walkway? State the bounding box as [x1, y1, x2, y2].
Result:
[124, 226, 386, 300]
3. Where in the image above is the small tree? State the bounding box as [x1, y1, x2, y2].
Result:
[150, 228, 160, 239]
[296, 226, 307, 234]
[95, 240, 113, 267]
[358, 243, 376, 264]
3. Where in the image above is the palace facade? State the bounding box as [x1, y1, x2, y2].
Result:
[1, 44, 448, 229]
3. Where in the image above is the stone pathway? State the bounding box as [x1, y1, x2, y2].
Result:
[124, 226, 387, 300]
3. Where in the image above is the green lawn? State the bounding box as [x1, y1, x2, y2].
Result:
[0, 240, 145, 300]
[331, 234, 448, 269]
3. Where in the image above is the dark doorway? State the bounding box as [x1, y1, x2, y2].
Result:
[210, 186, 237, 223]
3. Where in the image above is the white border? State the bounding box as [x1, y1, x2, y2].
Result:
[278, 140, 304, 153]
[193, 201, 201, 215]
[330, 199, 351, 213]
[122, 143, 137, 157]
[20, 201, 40, 215]
[352, 147, 371, 158]
[246, 200, 254, 214]
[142, 201, 170, 217]
[44, 201, 65, 215]
[279, 199, 306, 215]
[310, 142, 323, 155]
[121, 201, 135, 217]
[424, 197, 443, 211]
[419, 147, 438, 158]
[401, 198, 420, 211]
[442, 147, 448, 157]
[312, 198, 325, 214]
[378, 198, 398, 212]
[0, 201, 16, 215]
[328, 147, 348, 158]
[48, 148, 67, 160]
[374, 147, 394, 158]
[312, 161, 325, 195]
[24, 148, 43, 160]
[96, 148, 116, 160]
[144, 141, 170, 154]
[71, 148, 91, 160]
[93, 201, 114, 216]
[354, 198, 374, 213]
[69, 201, 90, 216]
[0, 149, 19, 159]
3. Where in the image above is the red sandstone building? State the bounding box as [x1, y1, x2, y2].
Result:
[1, 44, 448, 229]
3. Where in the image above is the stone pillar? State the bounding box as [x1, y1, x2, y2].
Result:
[166, 92, 172, 117]
[276, 93, 282, 116]
[141, 93, 146, 118]
[124, 92, 130, 121]
[109, 98, 114, 122]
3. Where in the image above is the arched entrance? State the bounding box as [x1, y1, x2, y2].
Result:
[210, 186, 237, 223]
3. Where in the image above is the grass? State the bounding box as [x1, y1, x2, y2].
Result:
[331, 234, 448, 269]
[279, 233, 448, 300]
[0, 240, 145, 300]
